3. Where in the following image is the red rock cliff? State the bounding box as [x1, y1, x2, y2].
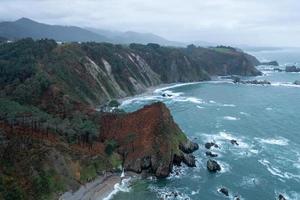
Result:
[100, 102, 198, 177]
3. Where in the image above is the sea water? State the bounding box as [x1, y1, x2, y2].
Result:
[111, 51, 300, 200]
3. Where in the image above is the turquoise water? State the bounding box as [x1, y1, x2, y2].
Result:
[112, 67, 300, 200]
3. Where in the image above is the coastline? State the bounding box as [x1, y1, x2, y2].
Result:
[60, 172, 138, 200]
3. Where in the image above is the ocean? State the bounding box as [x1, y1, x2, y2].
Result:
[110, 49, 300, 200]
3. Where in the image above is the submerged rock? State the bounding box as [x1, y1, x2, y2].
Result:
[230, 139, 239, 146]
[234, 196, 241, 200]
[207, 159, 221, 172]
[162, 93, 173, 97]
[279, 194, 287, 200]
[219, 187, 229, 196]
[294, 80, 300, 85]
[205, 151, 218, 157]
[274, 68, 284, 72]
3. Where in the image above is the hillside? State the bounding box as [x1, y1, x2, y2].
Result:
[0, 39, 261, 199]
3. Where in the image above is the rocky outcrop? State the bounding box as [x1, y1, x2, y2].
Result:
[99, 102, 198, 178]
[261, 61, 279, 66]
[285, 66, 300, 72]
[207, 159, 221, 172]
[233, 78, 271, 85]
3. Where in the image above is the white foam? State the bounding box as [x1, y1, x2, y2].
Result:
[258, 159, 300, 181]
[223, 116, 240, 121]
[256, 137, 289, 146]
[265, 107, 273, 111]
[149, 186, 191, 200]
[271, 82, 300, 88]
[191, 190, 200, 195]
[218, 161, 231, 174]
[196, 105, 205, 109]
[240, 112, 250, 116]
[102, 177, 131, 200]
[222, 104, 236, 107]
[209, 100, 216, 104]
[154, 82, 201, 93]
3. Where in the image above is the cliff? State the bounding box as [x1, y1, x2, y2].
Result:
[0, 39, 261, 107]
[100, 102, 198, 177]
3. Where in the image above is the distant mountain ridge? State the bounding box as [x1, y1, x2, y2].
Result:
[0, 18, 111, 42]
[0, 18, 183, 46]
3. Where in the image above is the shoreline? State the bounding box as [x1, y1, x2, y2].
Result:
[59, 172, 138, 200]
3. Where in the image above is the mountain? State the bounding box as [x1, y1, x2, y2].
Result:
[88, 28, 185, 46]
[0, 18, 110, 42]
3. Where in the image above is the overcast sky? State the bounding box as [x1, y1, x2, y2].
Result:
[0, 0, 300, 47]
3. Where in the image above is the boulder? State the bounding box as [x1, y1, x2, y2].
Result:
[205, 151, 218, 157]
[219, 187, 229, 196]
[207, 159, 221, 172]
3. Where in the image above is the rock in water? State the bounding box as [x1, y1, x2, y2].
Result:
[279, 194, 287, 200]
[205, 151, 218, 157]
[230, 139, 239, 146]
[219, 188, 229, 196]
[286, 66, 300, 72]
[294, 80, 300, 85]
[261, 61, 279, 66]
[100, 102, 198, 178]
[180, 140, 199, 153]
[207, 159, 221, 172]
[205, 142, 218, 149]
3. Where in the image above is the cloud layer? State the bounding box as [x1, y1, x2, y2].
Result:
[0, 0, 299, 46]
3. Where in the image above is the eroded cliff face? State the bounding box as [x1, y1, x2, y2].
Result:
[99, 102, 198, 177]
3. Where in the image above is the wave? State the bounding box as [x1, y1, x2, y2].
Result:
[222, 104, 236, 107]
[102, 177, 132, 200]
[239, 112, 250, 116]
[223, 116, 240, 121]
[154, 82, 201, 93]
[149, 186, 191, 200]
[258, 159, 300, 181]
[271, 82, 300, 88]
[256, 137, 289, 146]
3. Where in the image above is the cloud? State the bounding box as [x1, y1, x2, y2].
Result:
[0, 0, 299, 46]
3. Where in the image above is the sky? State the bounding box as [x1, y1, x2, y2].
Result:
[0, 0, 300, 47]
